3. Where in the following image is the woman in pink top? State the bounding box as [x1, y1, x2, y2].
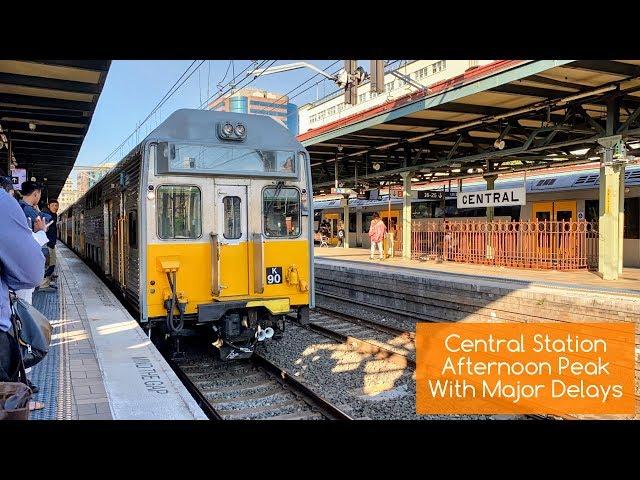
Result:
[368, 213, 387, 260]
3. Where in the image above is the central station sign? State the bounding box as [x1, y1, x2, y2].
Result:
[457, 187, 526, 208]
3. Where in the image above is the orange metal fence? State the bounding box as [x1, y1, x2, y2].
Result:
[410, 220, 599, 271]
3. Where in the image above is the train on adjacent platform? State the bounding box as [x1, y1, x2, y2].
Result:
[59, 109, 314, 360]
[314, 166, 640, 267]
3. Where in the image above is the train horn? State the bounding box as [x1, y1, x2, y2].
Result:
[264, 327, 274, 339]
[256, 328, 267, 342]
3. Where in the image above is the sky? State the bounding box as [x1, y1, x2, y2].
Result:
[74, 60, 345, 172]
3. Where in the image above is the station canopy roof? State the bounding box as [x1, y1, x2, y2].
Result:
[300, 60, 640, 193]
[0, 60, 111, 198]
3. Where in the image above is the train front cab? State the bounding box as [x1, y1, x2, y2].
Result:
[140, 111, 313, 360]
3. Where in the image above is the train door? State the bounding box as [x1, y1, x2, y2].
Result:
[532, 201, 576, 222]
[215, 185, 249, 297]
[323, 213, 340, 245]
[553, 200, 577, 222]
[104, 201, 112, 276]
[380, 210, 400, 252]
[532, 201, 553, 222]
[532, 201, 578, 261]
[117, 195, 127, 287]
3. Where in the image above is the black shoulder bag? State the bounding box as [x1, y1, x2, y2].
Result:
[8, 292, 52, 369]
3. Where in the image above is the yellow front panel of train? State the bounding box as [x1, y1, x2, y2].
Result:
[258, 239, 310, 306]
[218, 242, 250, 297]
[146, 243, 213, 318]
[146, 239, 310, 319]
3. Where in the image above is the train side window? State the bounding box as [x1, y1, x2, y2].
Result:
[128, 210, 138, 248]
[362, 213, 374, 233]
[263, 187, 301, 238]
[624, 197, 639, 239]
[349, 213, 357, 233]
[156, 185, 202, 239]
[222, 196, 242, 239]
[585, 200, 599, 223]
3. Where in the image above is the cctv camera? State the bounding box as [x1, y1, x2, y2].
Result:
[494, 139, 505, 150]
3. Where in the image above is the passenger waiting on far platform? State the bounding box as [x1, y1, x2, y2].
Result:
[0, 186, 45, 411]
[368, 213, 386, 260]
[337, 222, 345, 247]
[41, 199, 59, 289]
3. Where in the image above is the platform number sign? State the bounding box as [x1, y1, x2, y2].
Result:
[266, 267, 283, 285]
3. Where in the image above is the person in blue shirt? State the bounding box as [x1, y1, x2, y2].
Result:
[0, 188, 45, 383]
[16, 181, 51, 302]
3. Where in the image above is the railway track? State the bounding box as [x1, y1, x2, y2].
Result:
[310, 302, 557, 421]
[172, 350, 352, 420]
[302, 307, 416, 368]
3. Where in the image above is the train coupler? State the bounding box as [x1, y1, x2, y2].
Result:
[213, 338, 254, 361]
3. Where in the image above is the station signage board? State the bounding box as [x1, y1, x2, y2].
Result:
[11, 168, 26, 189]
[457, 187, 526, 208]
[415, 190, 458, 201]
[356, 188, 379, 200]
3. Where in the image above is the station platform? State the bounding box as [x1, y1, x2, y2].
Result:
[314, 247, 640, 418]
[28, 244, 207, 420]
[315, 247, 640, 296]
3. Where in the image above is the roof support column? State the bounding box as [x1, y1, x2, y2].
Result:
[483, 172, 498, 260]
[598, 160, 623, 279]
[597, 96, 623, 280]
[342, 197, 350, 249]
[483, 173, 499, 221]
[401, 171, 412, 259]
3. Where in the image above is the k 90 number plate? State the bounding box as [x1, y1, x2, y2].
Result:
[266, 267, 283, 285]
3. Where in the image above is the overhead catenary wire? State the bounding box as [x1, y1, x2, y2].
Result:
[259, 60, 403, 123]
[198, 60, 274, 110]
[96, 60, 205, 167]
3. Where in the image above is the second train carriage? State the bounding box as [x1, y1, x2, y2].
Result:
[59, 109, 314, 360]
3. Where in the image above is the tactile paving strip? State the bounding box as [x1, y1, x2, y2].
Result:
[29, 275, 74, 420]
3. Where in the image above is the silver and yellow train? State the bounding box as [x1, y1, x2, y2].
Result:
[59, 109, 314, 359]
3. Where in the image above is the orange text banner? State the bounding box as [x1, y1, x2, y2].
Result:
[416, 322, 635, 415]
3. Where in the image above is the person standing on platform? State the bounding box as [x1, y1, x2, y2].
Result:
[41, 199, 59, 289]
[368, 213, 386, 260]
[336, 222, 345, 248]
[16, 181, 49, 304]
[0, 188, 45, 383]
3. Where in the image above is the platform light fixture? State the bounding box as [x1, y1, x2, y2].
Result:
[28, 122, 36, 131]
[372, 162, 381, 171]
[569, 148, 590, 156]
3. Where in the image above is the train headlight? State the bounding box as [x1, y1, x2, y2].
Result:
[147, 191, 156, 200]
[222, 122, 234, 137]
[234, 123, 246, 138]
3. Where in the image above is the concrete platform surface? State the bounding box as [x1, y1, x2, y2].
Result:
[30, 244, 207, 420]
[315, 247, 640, 296]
